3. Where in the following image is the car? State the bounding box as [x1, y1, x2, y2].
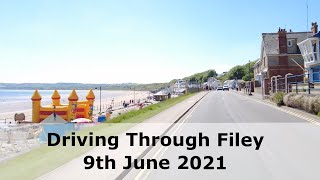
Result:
[223, 85, 229, 91]
[217, 86, 223, 91]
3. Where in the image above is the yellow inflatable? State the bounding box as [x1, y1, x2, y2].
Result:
[31, 89, 95, 123]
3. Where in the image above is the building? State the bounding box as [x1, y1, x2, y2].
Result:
[172, 79, 187, 94]
[253, 60, 262, 84]
[224, 80, 237, 89]
[298, 22, 320, 83]
[153, 90, 171, 101]
[254, 28, 312, 94]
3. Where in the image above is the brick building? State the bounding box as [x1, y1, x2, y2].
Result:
[254, 28, 312, 94]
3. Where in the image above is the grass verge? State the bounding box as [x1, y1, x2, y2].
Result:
[0, 92, 197, 180]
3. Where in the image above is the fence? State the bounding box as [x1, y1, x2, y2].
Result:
[267, 71, 320, 94]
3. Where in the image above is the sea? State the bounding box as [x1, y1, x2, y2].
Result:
[0, 89, 133, 120]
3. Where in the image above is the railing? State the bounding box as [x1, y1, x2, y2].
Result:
[267, 72, 320, 94]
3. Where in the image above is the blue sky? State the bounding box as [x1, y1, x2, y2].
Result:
[0, 0, 319, 83]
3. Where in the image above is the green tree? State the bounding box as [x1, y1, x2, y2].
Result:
[189, 76, 197, 82]
[227, 65, 245, 80]
[207, 70, 217, 78]
[197, 75, 204, 83]
[242, 61, 255, 81]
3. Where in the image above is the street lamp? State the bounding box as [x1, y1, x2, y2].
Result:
[131, 86, 136, 105]
[95, 86, 102, 114]
[248, 60, 252, 96]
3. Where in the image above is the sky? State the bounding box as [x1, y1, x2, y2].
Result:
[0, 0, 320, 84]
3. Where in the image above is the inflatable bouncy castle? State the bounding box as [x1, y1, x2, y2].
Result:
[31, 89, 95, 123]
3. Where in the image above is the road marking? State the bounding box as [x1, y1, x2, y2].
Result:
[133, 95, 205, 180]
[236, 92, 320, 126]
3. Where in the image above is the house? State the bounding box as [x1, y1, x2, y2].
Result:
[154, 89, 171, 101]
[253, 60, 262, 84]
[224, 80, 237, 89]
[172, 79, 187, 94]
[254, 27, 312, 94]
[205, 77, 221, 90]
[217, 72, 228, 78]
[298, 22, 320, 83]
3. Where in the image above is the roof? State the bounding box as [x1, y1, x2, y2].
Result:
[253, 59, 261, 68]
[68, 90, 79, 101]
[31, 90, 42, 101]
[40, 114, 67, 124]
[176, 88, 187, 93]
[51, 90, 61, 99]
[86, 89, 95, 100]
[262, 32, 313, 55]
[313, 32, 320, 38]
[154, 91, 168, 96]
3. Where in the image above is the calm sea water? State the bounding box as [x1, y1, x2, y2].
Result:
[0, 89, 131, 115]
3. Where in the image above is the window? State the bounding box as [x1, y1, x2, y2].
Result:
[288, 40, 293, 47]
[311, 39, 318, 61]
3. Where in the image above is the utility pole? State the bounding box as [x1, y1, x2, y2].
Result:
[133, 86, 136, 104]
[248, 60, 252, 95]
[307, 0, 309, 31]
[95, 86, 102, 114]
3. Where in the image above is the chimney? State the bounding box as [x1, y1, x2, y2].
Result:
[311, 22, 318, 34]
[278, 28, 287, 54]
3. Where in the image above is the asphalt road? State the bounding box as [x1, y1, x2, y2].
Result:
[184, 91, 305, 123]
[125, 91, 320, 180]
[39, 91, 320, 180]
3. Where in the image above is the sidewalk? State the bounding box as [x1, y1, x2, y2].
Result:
[232, 89, 264, 101]
[39, 92, 207, 180]
[231, 89, 320, 124]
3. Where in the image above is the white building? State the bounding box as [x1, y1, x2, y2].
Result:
[298, 22, 320, 83]
[173, 79, 187, 94]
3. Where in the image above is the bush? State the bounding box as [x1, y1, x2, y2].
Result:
[283, 93, 295, 107]
[272, 92, 285, 106]
[283, 93, 320, 114]
[314, 96, 320, 113]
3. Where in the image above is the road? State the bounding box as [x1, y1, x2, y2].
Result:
[124, 91, 320, 180]
[39, 91, 320, 180]
[180, 91, 304, 123]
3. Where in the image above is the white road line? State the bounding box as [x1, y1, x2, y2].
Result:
[238, 93, 320, 126]
[133, 95, 205, 180]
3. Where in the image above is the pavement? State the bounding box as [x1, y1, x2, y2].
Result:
[38, 91, 320, 180]
[38, 92, 208, 180]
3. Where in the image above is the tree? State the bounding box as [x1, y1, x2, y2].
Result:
[189, 77, 197, 82]
[197, 75, 204, 83]
[242, 61, 255, 81]
[207, 70, 218, 78]
[227, 65, 245, 80]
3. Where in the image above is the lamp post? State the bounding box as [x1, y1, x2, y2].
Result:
[248, 60, 252, 96]
[95, 86, 102, 114]
[132, 86, 136, 105]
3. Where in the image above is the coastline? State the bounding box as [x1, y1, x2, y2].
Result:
[0, 90, 150, 122]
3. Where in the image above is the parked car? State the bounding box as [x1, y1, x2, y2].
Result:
[223, 85, 229, 91]
[217, 86, 223, 91]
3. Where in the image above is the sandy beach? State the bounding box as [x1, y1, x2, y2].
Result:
[0, 90, 150, 122]
[0, 90, 153, 163]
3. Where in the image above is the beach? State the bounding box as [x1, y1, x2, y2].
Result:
[0, 89, 150, 122]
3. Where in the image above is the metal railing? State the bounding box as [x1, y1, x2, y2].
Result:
[268, 72, 320, 94]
